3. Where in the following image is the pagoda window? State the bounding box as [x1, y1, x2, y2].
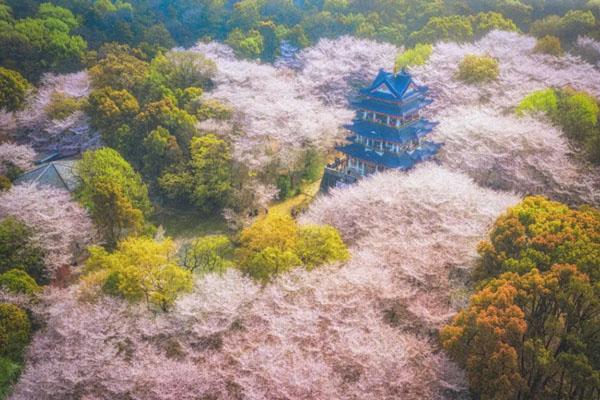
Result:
[389, 117, 398, 127]
[375, 113, 386, 124]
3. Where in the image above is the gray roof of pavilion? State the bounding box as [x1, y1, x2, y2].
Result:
[14, 159, 79, 192]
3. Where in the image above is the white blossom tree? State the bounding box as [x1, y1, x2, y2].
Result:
[0, 142, 36, 175]
[12, 71, 101, 154]
[10, 166, 519, 400]
[0, 184, 97, 278]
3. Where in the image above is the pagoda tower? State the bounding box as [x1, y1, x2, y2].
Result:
[321, 69, 442, 191]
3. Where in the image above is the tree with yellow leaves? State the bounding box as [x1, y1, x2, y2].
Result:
[85, 237, 192, 311]
[443, 196, 600, 399]
[237, 213, 349, 282]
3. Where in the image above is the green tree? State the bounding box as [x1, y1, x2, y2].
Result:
[409, 15, 473, 45]
[226, 28, 264, 59]
[237, 213, 349, 282]
[519, 88, 600, 163]
[87, 87, 140, 154]
[135, 97, 198, 151]
[0, 356, 21, 399]
[0, 269, 40, 296]
[0, 175, 10, 191]
[456, 54, 499, 84]
[44, 91, 85, 120]
[89, 50, 149, 92]
[181, 235, 232, 275]
[0, 67, 29, 112]
[475, 196, 600, 282]
[245, 247, 302, 283]
[160, 134, 232, 211]
[394, 44, 433, 72]
[295, 225, 349, 268]
[237, 213, 299, 266]
[533, 35, 563, 56]
[556, 89, 599, 142]
[76, 148, 151, 248]
[0, 4, 87, 80]
[0, 303, 30, 362]
[141, 127, 183, 179]
[85, 237, 192, 311]
[149, 51, 216, 91]
[189, 134, 233, 211]
[471, 11, 518, 37]
[0, 217, 46, 284]
[557, 10, 596, 42]
[516, 88, 558, 116]
[228, 0, 261, 31]
[299, 147, 323, 183]
[258, 20, 279, 61]
[531, 10, 595, 43]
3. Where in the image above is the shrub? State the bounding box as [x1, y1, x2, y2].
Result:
[44, 92, 85, 120]
[0, 67, 30, 112]
[0, 218, 46, 285]
[0, 269, 41, 296]
[556, 88, 599, 142]
[456, 54, 499, 84]
[394, 44, 433, 72]
[0, 176, 10, 191]
[533, 35, 563, 56]
[0, 357, 20, 399]
[517, 88, 600, 163]
[0, 303, 31, 362]
[515, 88, 558, 116]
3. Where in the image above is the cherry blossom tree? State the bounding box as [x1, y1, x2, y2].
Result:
[12, 72, 101, 154]
[0, 184, 97, 278]
[410, 30, 600, 206]
[10, 167, 519, 400]
[0, 143, 36, 175]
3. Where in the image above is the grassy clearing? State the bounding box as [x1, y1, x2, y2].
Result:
[269, 179, 321, 216]
[151, 207, 229, 241]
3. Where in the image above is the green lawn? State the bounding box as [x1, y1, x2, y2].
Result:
[151, 207, 229, 241]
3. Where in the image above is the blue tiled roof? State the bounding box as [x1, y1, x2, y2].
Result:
[14, 159, 79, 192]
[336, 143, 417, 170]
[345, 119, 437, 144]
[351, 97, 432, 116]
[360, 69, 429, 101]
[336, 140, 443, 170]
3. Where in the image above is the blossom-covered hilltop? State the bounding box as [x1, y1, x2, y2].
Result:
[1, 1, 600, 399]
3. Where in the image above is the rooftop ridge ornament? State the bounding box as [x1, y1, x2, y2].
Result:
[321, 69, 443, 192]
